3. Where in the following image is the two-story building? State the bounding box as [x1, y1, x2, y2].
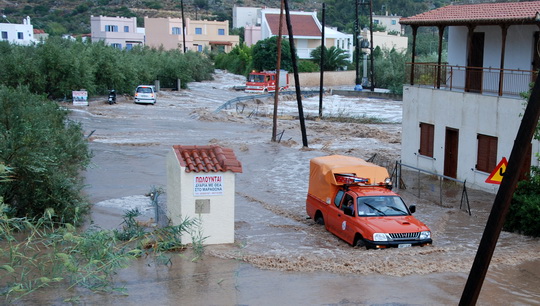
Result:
[243, 8, 354, 61]
[144, 17, 239, 53]
[399, 1, 540, 192]
[0, 16, 36, 45]
[90, 15, 145, 50]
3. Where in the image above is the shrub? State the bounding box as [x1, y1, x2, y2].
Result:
[0, 86, 91, 224]
[505, 167, 540, 237]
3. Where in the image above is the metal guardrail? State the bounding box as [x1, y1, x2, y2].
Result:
[392, 161, 471, 215]
[214, 90, 320, 113]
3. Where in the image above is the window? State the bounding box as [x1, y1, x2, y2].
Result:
[1, 31, 7, 39]
[391, 20, 397, 25]
[218, 28, 225, 35]
[172, 27, 181, 35]
[17, 32, 23, 39]
[195, 27, 202, 35]
[476, 134, 498, 173]
[105, 25, 118, 32]
[126, 43, 133, 50]
[334, 190, 344, 208]
[419, 123, 434, 157]
[124, 26, 129, 32]
[197, 45, 203, 52]
[374, 19, 380, 25]
[111, 43, 122, 49]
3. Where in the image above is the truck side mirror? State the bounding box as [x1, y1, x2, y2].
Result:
[409, 205, 416, 214]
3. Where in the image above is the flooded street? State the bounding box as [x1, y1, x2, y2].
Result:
[25, 70, 540, 305]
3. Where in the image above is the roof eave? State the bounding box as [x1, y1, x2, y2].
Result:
[400, 18, 540, 27]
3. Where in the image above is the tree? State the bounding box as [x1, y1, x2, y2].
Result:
[0, 86, 91, 224]
[251, 36, 293, 72]
[310, 46, 350, 71]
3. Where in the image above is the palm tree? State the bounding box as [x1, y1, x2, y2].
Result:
[310, 46, 350, 71]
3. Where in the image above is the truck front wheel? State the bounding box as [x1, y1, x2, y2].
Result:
[354, 235, 367, 249]
[315, 212, 325, 225]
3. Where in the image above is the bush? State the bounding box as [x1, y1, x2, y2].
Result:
[0, 86, 91, 224]
[504, 167, 540, 237]
[298, 60, 319, 73]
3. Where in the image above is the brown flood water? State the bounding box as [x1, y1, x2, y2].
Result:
[14, 72, 540, 305]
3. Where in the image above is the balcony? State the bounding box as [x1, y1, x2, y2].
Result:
[406, 63, 535, 98]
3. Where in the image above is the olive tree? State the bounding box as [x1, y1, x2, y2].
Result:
[0, 86, 91, 223]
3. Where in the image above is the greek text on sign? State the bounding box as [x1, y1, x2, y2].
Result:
[194, 175, 224, 196]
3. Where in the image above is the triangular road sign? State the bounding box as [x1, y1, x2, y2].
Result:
[485, 157, 508, 184]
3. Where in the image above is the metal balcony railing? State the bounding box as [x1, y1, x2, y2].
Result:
[406, 62, 536, 97]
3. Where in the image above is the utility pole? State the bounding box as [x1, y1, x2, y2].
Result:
[354, 0, 360, 87]
[318, 3, 325, 118]
[459, 74, 540, 305]
[283, 0, 308, 147]
[181, 0, 187, 52]
[272, 0, 284, 142]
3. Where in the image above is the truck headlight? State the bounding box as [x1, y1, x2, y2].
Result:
[420, 231, 431, 240]
[373, 233, 388, 241]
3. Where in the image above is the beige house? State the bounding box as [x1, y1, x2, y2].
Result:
[144, 17, 239, 52]
[90, 15, 145, 50]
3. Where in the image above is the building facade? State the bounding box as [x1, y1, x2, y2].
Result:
[90, 15, 145, 50]
[400, 1, 540, 192]
[0, 16, 36, 45]
[144, 17, 239, 53]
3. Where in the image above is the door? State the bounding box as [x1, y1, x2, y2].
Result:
[466, 32, 484, 93]
[444, 128, 459, 178]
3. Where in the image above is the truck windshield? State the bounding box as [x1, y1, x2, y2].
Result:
[248, 74, 265, 83]
[357, 196, 409, 216]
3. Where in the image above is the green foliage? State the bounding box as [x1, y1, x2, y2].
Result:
[372, 46, 407, 95]
[215, 43, 253, 76]
[0, 205, 203, 302]
[310, 46, 350, 71]
[297, 60, 319, 73]
[0, 86, 91, 224]
[252, 36, 293, 72]
[504, 167, 540, 237]
[0, 38, 214, 97]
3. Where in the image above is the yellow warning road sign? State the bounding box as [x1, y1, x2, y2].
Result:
[485, 157, 508, 184]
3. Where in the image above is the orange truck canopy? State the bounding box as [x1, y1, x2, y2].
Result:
[308, 155, 390, 203]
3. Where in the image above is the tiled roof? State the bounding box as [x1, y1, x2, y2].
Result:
[265, 13, 321, 37]
[172, 145, 243, 173]
[400, 1, 540, 26]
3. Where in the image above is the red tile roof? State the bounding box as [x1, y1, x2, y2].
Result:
[400, 1, 540, 26]
[172, 145, 242, 173]
[265, 13, 321, 37]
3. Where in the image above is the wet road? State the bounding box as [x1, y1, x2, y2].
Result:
[24, 71, 540, 305]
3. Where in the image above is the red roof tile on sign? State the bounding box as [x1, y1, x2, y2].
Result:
[172, 145, 242, 173]
[265, 13, 321, 36]
[400, 1, 540, 26]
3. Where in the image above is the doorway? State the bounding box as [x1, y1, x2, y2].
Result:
[466, 32, 485, 93]
[444, 128, 459, 178]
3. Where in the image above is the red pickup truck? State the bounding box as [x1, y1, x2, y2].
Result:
[306, 155, 432, 249]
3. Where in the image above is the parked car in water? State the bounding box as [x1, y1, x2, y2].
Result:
[134, 85, 157, 104]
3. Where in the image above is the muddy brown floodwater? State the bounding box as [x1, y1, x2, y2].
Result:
[19, 70, 540, 305]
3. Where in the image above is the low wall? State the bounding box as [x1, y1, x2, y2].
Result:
[289, 70, 356, 87]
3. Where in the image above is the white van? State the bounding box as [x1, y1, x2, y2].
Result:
[134, 85, 157, 104]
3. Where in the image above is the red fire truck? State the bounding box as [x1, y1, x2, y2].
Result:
[245, 70, 289, 93]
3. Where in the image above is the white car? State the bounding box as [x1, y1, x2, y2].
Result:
[134, 85, 157, 104]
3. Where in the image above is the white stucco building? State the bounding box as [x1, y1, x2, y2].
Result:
[0, 16, 36, 45]
[400, 1, 540, 192]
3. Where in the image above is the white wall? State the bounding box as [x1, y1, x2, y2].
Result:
[401, 86, 539, 193]
[166, 149, 236, 245]
[0, 16, 36, 45]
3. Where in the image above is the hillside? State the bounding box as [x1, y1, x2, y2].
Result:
[1, 0, 512, 36]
